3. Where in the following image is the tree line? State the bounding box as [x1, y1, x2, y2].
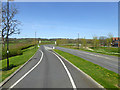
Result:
[56, 33, 114, 48]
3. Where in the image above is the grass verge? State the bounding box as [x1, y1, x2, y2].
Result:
[54, 49, 120, 89]
[0, 46, 38, 83]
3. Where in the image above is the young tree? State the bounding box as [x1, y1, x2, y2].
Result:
[2, 3, 20, 49]
[93, 36, 99, 48]
[81, 37, 87, 48]
[106, 38, 110, 47]
[56, 39, 60, 46]
[99, 36, 107, 46]
[107, 33, 113, 47]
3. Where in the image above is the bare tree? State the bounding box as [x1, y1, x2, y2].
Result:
[2, 3, 20, 48]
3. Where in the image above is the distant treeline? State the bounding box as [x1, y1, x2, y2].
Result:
[56, 34, 116, 48]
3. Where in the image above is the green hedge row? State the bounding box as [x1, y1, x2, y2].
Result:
[2, 43, 36, 60]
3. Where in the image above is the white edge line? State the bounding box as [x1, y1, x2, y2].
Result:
[50, 51, 77, 90]
[54, 50, 105, 89]
[9, 50, 43, 89]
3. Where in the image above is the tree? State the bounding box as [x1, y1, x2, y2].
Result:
[2, 2, 21, 69]
[107, 33, 113, 47]
[106, 38, 110, 47]
[2, 3, 20, 49]
[93, 36, 99, 48]
[81, 37, 87, 48]
[99, 36, 107, 46]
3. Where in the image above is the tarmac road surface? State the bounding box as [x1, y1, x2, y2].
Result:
[1, 45, 103, 89]
[46, 45, 119, 74]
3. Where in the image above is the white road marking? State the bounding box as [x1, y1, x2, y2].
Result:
[51, 51, 77, 90]
[9, 50, 43, 89]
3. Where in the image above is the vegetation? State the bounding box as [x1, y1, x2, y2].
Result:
[2, 3, 21, 48]
[2, 38, 55, 60]
[41, 40, 55, 44]
[2, 39, 37, 59]
[54, 49, 120, 89]
[0, 46, 38, 82]
[90, 47, 118, 54]
[59, 45, 119, 56]
[93, 36, 99, 48]
[55, 33, 119, 56]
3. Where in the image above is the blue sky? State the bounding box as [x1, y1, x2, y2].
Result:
[9, 2, 118, 39]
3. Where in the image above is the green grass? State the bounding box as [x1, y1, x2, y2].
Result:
[54, 49, 120, 89]
[0, 46, 38, 83]
[41, 41, 55, 44]
[90, 47, 118, 53]
[59, 45, 119, 57]
[42, 41, 53, 43]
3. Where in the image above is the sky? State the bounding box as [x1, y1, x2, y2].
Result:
[8, 2, 118, 39]
[2, 0, 120, 2]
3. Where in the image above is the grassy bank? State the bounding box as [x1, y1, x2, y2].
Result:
[54, 49, 119, 89]
[0, 46, 38, 83]
[58, 45, 119, 57]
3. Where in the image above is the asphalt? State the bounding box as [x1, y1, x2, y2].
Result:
[1, 45, 102, 89]
[45, 45, 119, 74]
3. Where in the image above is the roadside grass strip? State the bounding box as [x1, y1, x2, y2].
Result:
[54, 49, 120, 89]
[0, 46, 38, 83]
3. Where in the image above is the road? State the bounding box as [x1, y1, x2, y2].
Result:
[2, 46, 103, 90]
[1, 45, 102, 89]
[46, 45, 119, 74]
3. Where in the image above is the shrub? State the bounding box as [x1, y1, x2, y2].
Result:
[2, 40, 37, 60]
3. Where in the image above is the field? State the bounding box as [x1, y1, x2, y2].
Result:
[41, 40, 55, 43]
[54, 49, 120, 89]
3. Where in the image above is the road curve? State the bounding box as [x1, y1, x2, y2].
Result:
[46, 45, 119, 74]
[2, 45, 103, 89]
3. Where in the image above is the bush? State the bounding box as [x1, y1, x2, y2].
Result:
[2, 40, 37, 60]
[2, 49, 23, 59]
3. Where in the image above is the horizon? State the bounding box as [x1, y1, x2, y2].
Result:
[9, 36, 119, 40]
